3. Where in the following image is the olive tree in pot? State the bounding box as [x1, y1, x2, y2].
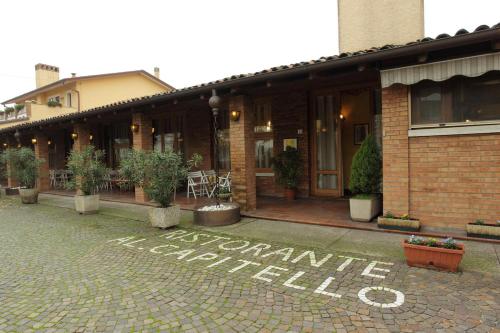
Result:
[65, 145, 109, 214]
[349, 135, 382, 222]
[0, 148, 44, 203]
[119, 149, 201, 228]
[272, 147, 303, 200]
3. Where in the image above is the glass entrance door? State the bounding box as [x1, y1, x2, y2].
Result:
[311, 92, 342, 196]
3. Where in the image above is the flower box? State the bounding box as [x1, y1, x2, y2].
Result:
[402, 240, 464, 272]
[378, 216, 420, 232]
[466, 223, 500, 240]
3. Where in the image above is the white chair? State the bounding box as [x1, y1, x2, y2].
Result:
[187, 171, 209, 198]
[49, 170, 56, 188]
[209, 171, 231, 198]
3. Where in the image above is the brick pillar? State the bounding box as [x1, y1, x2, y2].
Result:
[72, 124, 90, 152]
[382, 85, 409, 216]
[34, 133, 50, 191]
[229, 95, 256, 211]
[132, 113, 152, 203]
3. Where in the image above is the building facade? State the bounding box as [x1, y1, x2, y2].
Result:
[0, 10, 499, 232]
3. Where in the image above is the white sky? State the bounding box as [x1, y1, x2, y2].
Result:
[0, 0, 498, 104]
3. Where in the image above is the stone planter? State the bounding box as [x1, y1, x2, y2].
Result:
[0, 187, 6, 197]
[349, 196, 381, 222]
[149, 205, 181, 229]
[402, 240, 464, 272]
[378, 217, 420, 232]
[194, 203, 241, 226]
[75, 194, 100, 214]
[19, 188, 38, 204]
[466, 223, 500, 240]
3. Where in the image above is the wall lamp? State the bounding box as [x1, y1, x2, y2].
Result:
[89, 134, 93, 141]
[230, 110, 241, 122]
[31, 138, 37, 145]
[71, 132, 78, 140]
[339, 114, 345, 120]
[130, 123, 139, 133]
[2, 143, 7, 148]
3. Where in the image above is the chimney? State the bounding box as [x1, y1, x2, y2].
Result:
[154, 67, 160, 79]
[338, 0, 424, 53]
[35, 63, 60, 88]
[71, 73, 76, 78]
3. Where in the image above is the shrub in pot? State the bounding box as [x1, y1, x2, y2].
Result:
[349, 135, 382, 222]
[0, 147, 44, 204]
[65, 145, 109, 214]
[119, 149, 201, 228]
[272, 147, 303, 200]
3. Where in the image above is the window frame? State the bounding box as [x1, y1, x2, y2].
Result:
[409, 74, 500, 130]
[254, 98, 274, 174]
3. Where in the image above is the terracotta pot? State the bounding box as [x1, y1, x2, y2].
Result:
[284, 188, 296, 201]
[402, 240, 464, 272]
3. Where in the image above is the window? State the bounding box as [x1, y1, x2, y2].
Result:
[66, 92, 72, 107]
[254, 101, 273, 171]
[411, 72, 500, 127]
[151, 113, 184, 154]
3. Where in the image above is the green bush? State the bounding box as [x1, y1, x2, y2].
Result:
[0, 148, 44, 188]
[349, 135, 381, 195]
[119, 149, 201, 207]
[65, 145, 109, 195]
[14, 104, 25, 111]
[272, 147, 303, 189]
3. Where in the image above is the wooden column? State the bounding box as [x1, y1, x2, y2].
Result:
[132, 113, 153, 203]
[229, 95, 256, 211]
[34, 133, 50, 191]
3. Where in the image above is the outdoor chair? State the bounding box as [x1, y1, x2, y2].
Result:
[49, 170, 56, 188]
[208, 171, 231, 198]
[187, 171, 209, 198]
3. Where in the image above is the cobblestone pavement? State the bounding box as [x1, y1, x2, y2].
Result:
[0, 196, 499, 332]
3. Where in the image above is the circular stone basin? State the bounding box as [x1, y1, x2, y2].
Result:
[193, 203, 241, 226]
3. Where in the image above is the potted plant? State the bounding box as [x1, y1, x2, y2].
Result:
[402, 235, 464, 272]
[119, 149, 201, 228]
[217, 187, 232, 202]
[272, 147, 303, 200]
[0, 147, 44, 204]
[349, 135, 382, 222]
[466, 219, 500, 240]
[65, 145, 109, 214]
[378, 212, 420, 231]
[47, 100, 62, 107]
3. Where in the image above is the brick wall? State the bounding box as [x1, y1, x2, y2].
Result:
[382, 84, 500, 229]
[184, 106, 212, 171]
[382, 85, 410, 216]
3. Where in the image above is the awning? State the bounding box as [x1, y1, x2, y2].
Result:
[381, 52, 500, 88]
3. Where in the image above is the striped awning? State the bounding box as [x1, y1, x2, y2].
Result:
[381, 53, 500, 88]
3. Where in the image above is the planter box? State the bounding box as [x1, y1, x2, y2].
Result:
[349, 196, 381, 222]
[402, 240, 464, 272]
[466, 223, 500, 240]
[378, 217, 420, 232]
[5, 187, 19, 195]
[75, 194, 100, 214]
[149, 205, 180, 228]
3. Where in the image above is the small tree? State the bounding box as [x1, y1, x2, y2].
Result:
[349, 135, 381, 196]
[0, 148, 44, 188]
[65, 145, 109, 195]
[272, 147, 303, 189]
[119, 149, 201, 207]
